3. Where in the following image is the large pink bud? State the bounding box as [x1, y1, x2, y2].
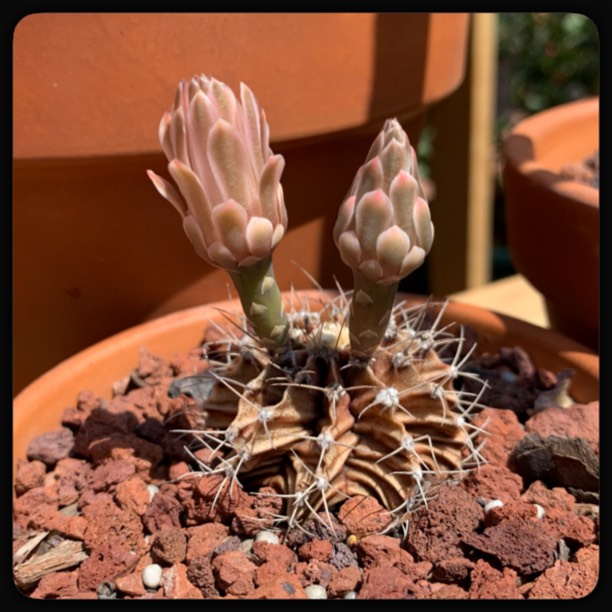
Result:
[147, 75, 288, 270]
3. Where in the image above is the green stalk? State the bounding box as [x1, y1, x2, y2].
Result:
[348, 271, 399, 357]
[228, 255, 289, 350]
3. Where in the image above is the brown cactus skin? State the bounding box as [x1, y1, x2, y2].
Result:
[174, 292, 487, 535]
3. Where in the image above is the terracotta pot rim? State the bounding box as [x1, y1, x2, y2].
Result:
[503, 97, 599, 208]
[14, 290, 598, 405]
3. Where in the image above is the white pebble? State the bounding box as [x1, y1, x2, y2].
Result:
[484, 499, 504, 513]
[147, 484, 159, 501]
[254, 530, 279, 545]
[343, 591, 357, 599]
[239, 538, 254, 554]
[305, 584, 328, 599]
[141, 564, 163, 589]
[533, 503, 546, 519]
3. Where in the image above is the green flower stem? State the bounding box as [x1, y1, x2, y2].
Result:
[229, 255, 289, 350]
[348, 271, 399, 356]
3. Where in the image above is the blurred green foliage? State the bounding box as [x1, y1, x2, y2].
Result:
[497, 12, 599, 133]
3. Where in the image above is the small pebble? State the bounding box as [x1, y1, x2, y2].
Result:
[254, 530, 279, 545]
[305, 584, 327, 599]
[142, 564, 163, 589]
[343, 591, 357, 599]
[146, 484, 159, 502]
[484, 499, 504, 513]
[346, 534, 359, 546]
[533, 503, 546, 519]
[239, 538, 254, 554]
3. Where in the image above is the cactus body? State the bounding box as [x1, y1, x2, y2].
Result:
[177, 292, 486, 533]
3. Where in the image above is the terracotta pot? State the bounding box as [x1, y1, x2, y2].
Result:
[13, 13, 470, 395]
[501, 97, 599, 351]
[13, 291, 599, 475]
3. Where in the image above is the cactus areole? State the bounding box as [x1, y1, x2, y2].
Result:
[149, 75, 486, 534]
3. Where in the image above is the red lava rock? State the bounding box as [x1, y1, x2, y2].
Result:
[88, 432, 164, 474]
[26, 428, 74, 467]
[337, 495, 393, 536]
[329, 541, 358, 569]
[115, 571, 147, 597]
[248, 573, 307, 599]
[295, 560, 335, 587]
[469, 559, 523, 599]
[29, 571, 81, 599]
[122, 386, 169, 421]
[521, 480, 575, 512]
[77, 490, 114, 512]
[231, 489, 281, 536]
[151, 527, 187, 565]
[358, 566, 423, 599]
[575, 543, 599, 572]
[525, 402, 599, 456]
[53, 458, 93, 506]
[114, 476, 151, 516]
[327, 565, 361, 598]
[426, 583, 469, 599]
[189, 475, 248, 523]
[185, 554, 221, 598]
[298, 539, 333, 562]
[142, 492, 182, 533]
[61, 390, 104, 428]
[528, 545, 599, 599]
[542, 506, 595, 547]
[13, 486, 59, 530]
[77, 540, 140, 592]
[135, 347, 173, 383]
[47, 513, 88, 540]
[212, 550, 257, 596]
[161, 563, 203, 599]
[405, 484, 483, 564]
[432, 557, 475, 583]
[95, 397, 146, 433]
[254, 560, 291, 588]
[91, 459, 136, 492]
[81, 497, 146, 556]
[168, 461, 191, 480]
[463, 517, 557, 576]
[470, 407, 526, 466]
[461, 463, 524, 504]
[252, 541, 295, 568]
[396, 557, 433, 581]
[14, 460, 47, 495]
[186, 523, 229, 561]
[355, 534, 410, 569]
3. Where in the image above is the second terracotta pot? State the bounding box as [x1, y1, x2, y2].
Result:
[502, 97, 599, 351]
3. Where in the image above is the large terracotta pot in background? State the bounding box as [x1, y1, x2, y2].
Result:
[13, 291, 599, 473]
[13, 13, 470, 394]
[502, 97, 599, 352]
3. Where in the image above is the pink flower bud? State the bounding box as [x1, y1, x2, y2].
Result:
[148, 75, 287, 269]
[334, 119, 434, 284]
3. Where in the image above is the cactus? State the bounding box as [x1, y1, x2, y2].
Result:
[148, 75, 487, 534]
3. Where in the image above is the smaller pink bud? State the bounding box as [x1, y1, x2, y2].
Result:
[334, 118, 434, 284]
